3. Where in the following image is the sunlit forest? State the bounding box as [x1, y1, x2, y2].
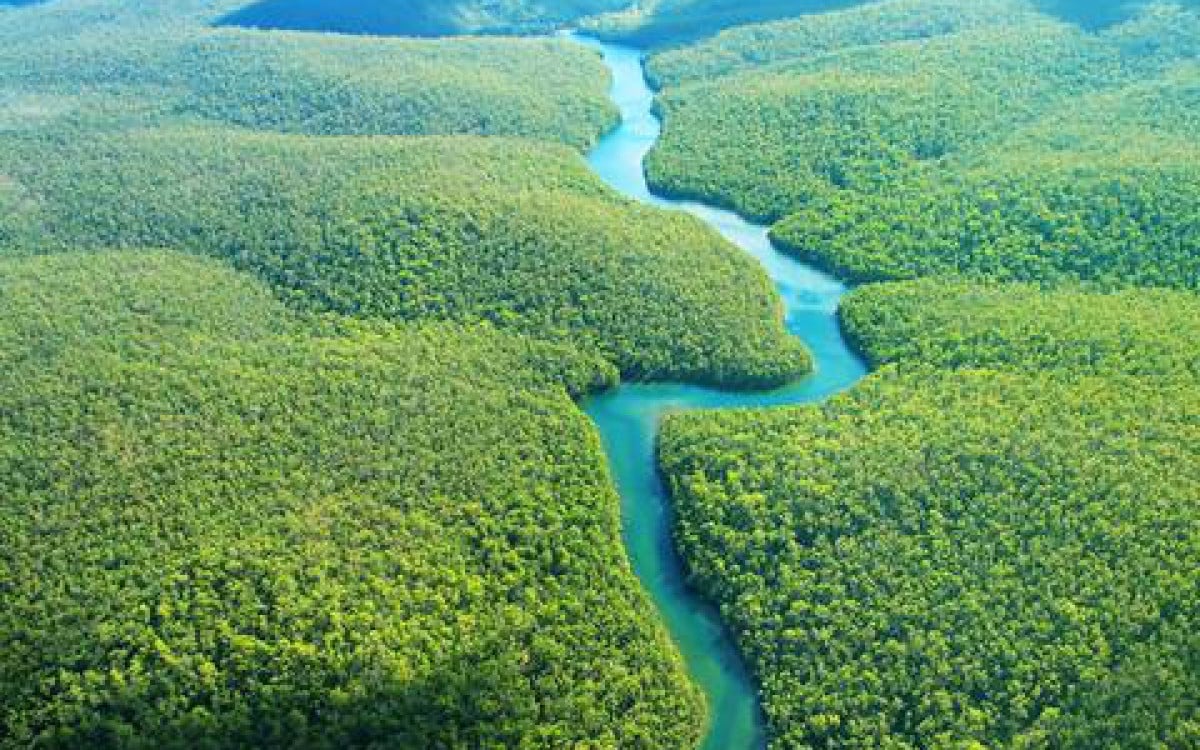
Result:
[646, 0, 1200, 285]
[647, 0, 1200, 747]
[662, 365, 1200, 748]
[0, 251, 704, 748]
[2, 0, 1197, 748]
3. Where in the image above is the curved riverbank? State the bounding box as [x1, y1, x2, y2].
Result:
[575, 36, 869, 749]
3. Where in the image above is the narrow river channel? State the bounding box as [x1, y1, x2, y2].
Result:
[574, 36, 870, 749]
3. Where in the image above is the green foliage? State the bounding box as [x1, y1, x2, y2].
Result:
[643, 0, 1200, 285]
[842, 278, 1200, 379]
[0, 0, 808, 387]
[646, 3, 1192, 218]
[0, 127, 808, 387]
[0, 248, 301, 349]
[584, 0, 1197, 47]
[9, 3, 1199, 750]
[583, 0, 872, 49]
[221, 0, 628, 36]
[0, 0, 616, 147]
[660, 366, 1200, 749]
[0, 6, 748, 741]
[1, 1, 799, 747]
[0, 250, 706, 749]
[173, 32, 616, 147]
[645, 0, 1040, 88]
[659, 200, 1200, 747]
[771, 61, 1200, 286]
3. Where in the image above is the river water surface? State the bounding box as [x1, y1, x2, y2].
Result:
[575, 36, 869, 749]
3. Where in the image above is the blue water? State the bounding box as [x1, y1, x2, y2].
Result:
[574, 36, 869, 749]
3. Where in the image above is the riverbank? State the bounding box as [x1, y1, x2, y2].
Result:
[575, 35, 868, 749]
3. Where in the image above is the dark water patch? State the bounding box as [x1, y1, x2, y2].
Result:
[220, 0, 464, 37]
[217, 0, 626, 37]
[1036, 0, 1199, 30]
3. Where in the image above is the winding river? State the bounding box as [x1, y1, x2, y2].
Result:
[575, 36, 869, 749]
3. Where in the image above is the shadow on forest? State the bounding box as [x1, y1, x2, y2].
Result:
[42, 645, 541, 750]
[216, 0, 1200, 40]
[1037, 0, 1166, 30]
[215, 0, 620, 37]
[218, 0, 469, 37]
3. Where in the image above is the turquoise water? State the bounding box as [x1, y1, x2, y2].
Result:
[575, 37, 868, 749]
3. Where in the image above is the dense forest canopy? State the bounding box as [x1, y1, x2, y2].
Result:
[0, 0, 806, 746]
[582, 0, 1200, 47]
[220, 0, 628, 36]
[0, 251, 706, 748]
[842, 278, 1200, 379]
[661, 367, 1200, 749]
[660, 275, 1200, 749]
[644, 1, 1200, 747]
[583, 0, 873, 47]
[0, 127, 807, 387]
[0, 34, 616, 148]
[0, 0, 808, 389]
[4, 0, 1200, 748]
[0, 0, 617, 147]
[642, 0, 1200, 286]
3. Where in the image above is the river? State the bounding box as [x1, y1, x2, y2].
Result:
[574, 36, 869, 749]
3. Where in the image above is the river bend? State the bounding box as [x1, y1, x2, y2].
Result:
[576, 36, 869, 749]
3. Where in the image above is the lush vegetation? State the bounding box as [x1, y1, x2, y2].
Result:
[771, 74, 1200, 285]
[0, 127, 807, 387]
[0, 250, 708, 748]
[0, 0, 809, 389]
[8, 1, 1200, 748]
[586, 0, 1195, 50]
[643, 0, 1200, 286]
[661, 348, 1200, 747]
[583, 0, 872, 48]
[0, 2, 821, 747]
[649, 4, 1200, 747]
[221, 0, 628, 37]
[644, 0, 1042, 88]
[660, 258, 1200, 747]
[0, 0, 616, 148]
[842, 278, 1200, 378]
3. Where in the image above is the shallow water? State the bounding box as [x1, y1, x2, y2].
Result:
[575, 36, 868, 749]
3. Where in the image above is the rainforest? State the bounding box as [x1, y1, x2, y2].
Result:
[1, 1, 1197, 749]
